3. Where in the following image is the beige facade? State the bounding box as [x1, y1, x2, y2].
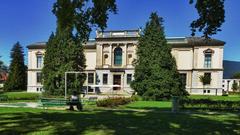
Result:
[27, 30, 225, 95]
[222, 79, 240, 92]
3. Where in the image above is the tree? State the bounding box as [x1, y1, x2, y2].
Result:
[199, 75, 211, 94]
[231, 72, 240, 79]
[4, 42, 27, 91]
[231, 81, 238, 92]
[42, 0, 117, 95]
[131, 12, 188, 100]
[0, 57, 8, 79]
[199, 75, 211, 86]
[189, 0, 225, 38]
[0, 57, 8, 73]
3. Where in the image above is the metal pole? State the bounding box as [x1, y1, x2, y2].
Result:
[65, 73, 67, 99]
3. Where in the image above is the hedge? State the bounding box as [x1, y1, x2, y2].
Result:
[179, 98, 240, 110]
[0, 92, 40, 101]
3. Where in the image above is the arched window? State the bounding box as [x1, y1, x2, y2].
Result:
[114, 47, 122, 66]
[36, 51, 43, 68]
[204, 49, 214, 68]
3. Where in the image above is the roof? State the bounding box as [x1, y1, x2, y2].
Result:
[27, 36, 225, 49]
[27, 40, 96, 49]
[0, 72, 7, 81]
[167, 37, 225, 47]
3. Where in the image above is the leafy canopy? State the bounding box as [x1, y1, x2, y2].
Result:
[190, 0, 225, 38]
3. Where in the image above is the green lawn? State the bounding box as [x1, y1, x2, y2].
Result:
[0, 101, 239, 135]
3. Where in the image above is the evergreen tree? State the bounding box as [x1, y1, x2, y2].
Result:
[189, 0, 225, 38]
[0, 57, 8, 73]
[0, 57, 8, 79]
[42, 0, 117, 95]
[131, 13, 188, 100]
[4, 42, 26, 91]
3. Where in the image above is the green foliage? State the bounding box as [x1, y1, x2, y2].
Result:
[4, 42, 27, 91]
[96, 97, 133, 107]
[0, 56, 8, 80]
[190, 0, 225, 38]
[179, 98, 240, 110]
[231, 72, 240, 79]
[43, 0, 117, 96]
[131, 95, 143, 101]
[231, 82, 239, 92]
[0, 56, 8, 73]
[42, 32, 86, 95]
[199, 75, 211, 86]
[131, 12, 188, 100]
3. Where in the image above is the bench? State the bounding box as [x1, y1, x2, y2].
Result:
[40, 98, 84, 109]
[0, 95, 8, 101]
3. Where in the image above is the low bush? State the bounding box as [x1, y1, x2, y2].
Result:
[131, 95, 143, 101]
[228, 91, 240, 95]
[96, 97, 133, 107]
[0, 92, 40, 101]
[179, 98, 240, 110]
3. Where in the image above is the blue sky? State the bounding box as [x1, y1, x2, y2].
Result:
[0, 0, 239, 65]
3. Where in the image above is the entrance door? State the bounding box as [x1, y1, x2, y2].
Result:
[113, 75, 121, 90]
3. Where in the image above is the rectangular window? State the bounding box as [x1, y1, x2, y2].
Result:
[36, 72, 42, 83]
[88, 73, 94, 84]
[37, 55, 43, 68]
[204, 73, 211, 85]
[204, 54, 212, 68]
[179, 73, 187, 86]
[103, 74, 108, 84]
[127, 74, 132, 84]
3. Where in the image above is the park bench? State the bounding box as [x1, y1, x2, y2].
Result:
[0, 95, 8, 101]
[40, 98, 84, 109]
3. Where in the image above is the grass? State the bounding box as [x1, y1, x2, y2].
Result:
[122, 101, 171, 110]
[188, 95, 240, 101]
[0, 92, 40, 102]
[0, 101, 240, 135]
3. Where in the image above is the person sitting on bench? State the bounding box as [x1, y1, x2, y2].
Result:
[68, 91, 82, 111]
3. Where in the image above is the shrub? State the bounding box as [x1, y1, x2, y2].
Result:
[131, 95, 143, 101]
[228, 91, 240, 95]
[96, 97, 133, 107]
[179, 98, 240, 110]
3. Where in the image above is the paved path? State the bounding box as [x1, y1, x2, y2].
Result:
[0, 102, 39, 108]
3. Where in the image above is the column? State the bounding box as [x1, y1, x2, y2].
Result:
[109, 43, 112, 67]
[123, 43, 127, 67]
[96, 44, 103, 67]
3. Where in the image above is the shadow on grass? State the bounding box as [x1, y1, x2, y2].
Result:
[0, 107, 239, 135]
